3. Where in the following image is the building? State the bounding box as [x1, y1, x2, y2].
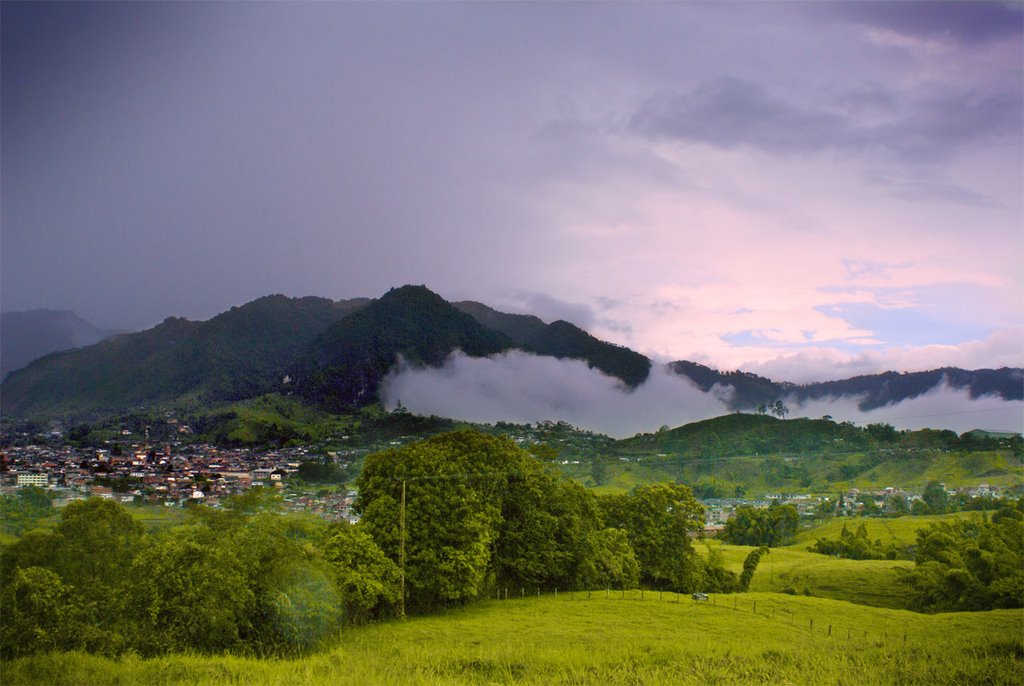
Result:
[16, 472, 48, 488]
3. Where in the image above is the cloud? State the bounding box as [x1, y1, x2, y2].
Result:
[863, 169, 1000, 207]
[826, 1, 1024, 46]
[381, 350, 731, 438]
[742, 329, 1024, 384]
[630, 77, 850, 155]
[500, 291, 597, 329]
[787, 382, 1024, 435]
[629, 77, 1021, 163]
[381, 350, 1022, 438]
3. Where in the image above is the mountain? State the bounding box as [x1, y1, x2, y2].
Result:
[296, 286, 512, 408]
[2, 285, 1021, 424]
[1, 295, 366, 418]
[670, 361, 1023, 411]
[454, 301, 651, 387]
[1, 310, 120, 379]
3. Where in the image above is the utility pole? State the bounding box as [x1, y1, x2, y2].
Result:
[399, 479, 406, 619]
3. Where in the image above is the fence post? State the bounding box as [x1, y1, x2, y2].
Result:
[828, 625, 832, 637]
[810, 619, 814, 631]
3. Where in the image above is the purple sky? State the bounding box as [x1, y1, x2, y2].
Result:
[3, 1, 1022, 382]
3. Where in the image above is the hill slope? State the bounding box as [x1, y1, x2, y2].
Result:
[6, 595, 1020, 685]
[1, 310, 119, 379]
[670, 360, 1023, 410]
[1, 295, 365, 417]
[296, 286, 513, 408]
[455, 301, 651, 387]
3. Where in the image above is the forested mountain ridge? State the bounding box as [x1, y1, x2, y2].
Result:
[1, 285, 1020, 423]
[670, 361, 1023, 411]
[0, 295, 366, 417]
[294, 286, 513, 408]
[454, 301, 651, 387]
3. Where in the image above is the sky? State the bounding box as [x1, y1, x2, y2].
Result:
[3, 1, 1023, 386]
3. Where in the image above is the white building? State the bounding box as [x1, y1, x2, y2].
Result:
[16, 472, 48, 488]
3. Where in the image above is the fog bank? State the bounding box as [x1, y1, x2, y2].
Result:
[382, 351, 1023, 438]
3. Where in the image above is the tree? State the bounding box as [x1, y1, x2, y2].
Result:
[356, 430, 608, 610]
[0, 567, 87, 658]
[321, 523, 400, 623]
[121, 530, 255, 655]
[922, 481, 950, 514]
[739, 546, 769, 591]
[599, 483, 705, 590]
[900, 510, 1023, 611]
[721, 504, 799, 547]
[575, 528, 640, 590]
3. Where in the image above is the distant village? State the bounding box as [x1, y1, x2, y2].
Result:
[2, 427, 1010, 533]
[0, 437, 361, 524]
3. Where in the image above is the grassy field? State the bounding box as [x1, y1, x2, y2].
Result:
[697, 514, 980, 609]
[790, 513, 968, 549]
[701, 541, 913, 609]
[4, 593, 1021, 685]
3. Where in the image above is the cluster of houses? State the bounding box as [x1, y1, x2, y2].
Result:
[697, 482, 1008, 536]
[0, 442, 359, 522]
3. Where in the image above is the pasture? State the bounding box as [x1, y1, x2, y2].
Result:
[5, 593, 1020, 685]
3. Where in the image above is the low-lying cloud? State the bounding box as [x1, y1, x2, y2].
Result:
[381, 351, 1023, 438]
[381, 351, 731, 438]
[786, 384, 1024, 435]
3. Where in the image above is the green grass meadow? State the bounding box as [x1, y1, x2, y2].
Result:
[790, 513, 968, 549]
[703, 541, 913, 609]
[4, 593, 1021, 685]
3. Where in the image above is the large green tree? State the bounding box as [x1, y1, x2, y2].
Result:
[720, 503, 799, 547]
[355, 430, 606, 611]
[600, 483, 705, 590]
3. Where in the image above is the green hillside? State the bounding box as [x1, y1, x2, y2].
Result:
[1, 295, 363, 418]
[296, 286, 512, 408]
[702, 541, 913, 609]
[454, 301, 651, 387]
[6, 594, 1020, 685]
[790, 514, 968, 549]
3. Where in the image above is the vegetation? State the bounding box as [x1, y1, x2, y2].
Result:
[296, 286, 513, 409]
[0, 486, 54, 537]
[720, 504, 799, 547]
[899, 504, 1024, 612]
[0, 493, 398, 659]
[3, 594, 1021, 685]
[809, 522, 905, 560]
[355, 431, 738, 614]
[1, 295, 361, 418]
[670, 361, 1023, 412]
[454, 301, 651, 387]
